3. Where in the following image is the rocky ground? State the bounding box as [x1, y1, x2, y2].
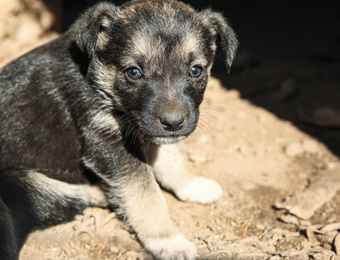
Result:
[1, 1, 340, 259]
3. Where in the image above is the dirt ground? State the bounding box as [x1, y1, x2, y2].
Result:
[1, 1, 340, 259]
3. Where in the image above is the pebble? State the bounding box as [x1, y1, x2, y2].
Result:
[230, 220, 237, 227]
[110, 246, 119, 253]
[84, 243, 92, 250]
[255, 223, 265, 230]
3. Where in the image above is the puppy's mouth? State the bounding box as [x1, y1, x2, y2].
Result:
[130, 110, 198, 145]
[150, 135, 187, 145]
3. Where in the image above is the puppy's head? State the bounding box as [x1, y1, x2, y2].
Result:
[72, 0, 238, 144]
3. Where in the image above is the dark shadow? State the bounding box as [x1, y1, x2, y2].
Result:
[189, 0, 340, 156]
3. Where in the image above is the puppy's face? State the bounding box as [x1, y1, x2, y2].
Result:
[74, 0, 238, 144]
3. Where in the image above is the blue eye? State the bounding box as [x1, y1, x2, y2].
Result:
[125, 67, 143, 80]
[189, 66, 203, 78]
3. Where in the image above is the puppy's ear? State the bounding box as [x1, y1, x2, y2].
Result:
[200, 10, 238, 73]
[72, 2, 118, 57]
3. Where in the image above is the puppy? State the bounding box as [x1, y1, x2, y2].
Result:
[0, 0, 237, 259]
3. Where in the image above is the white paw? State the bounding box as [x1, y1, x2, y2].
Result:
[144, 234, 198, 260]
[176, 177, 223, 204]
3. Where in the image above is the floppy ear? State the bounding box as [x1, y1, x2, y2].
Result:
[200, 10, 238, 73]
[71, 2, 118, 57]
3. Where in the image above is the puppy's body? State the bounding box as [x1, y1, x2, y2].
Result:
[0, 0, 237, 259]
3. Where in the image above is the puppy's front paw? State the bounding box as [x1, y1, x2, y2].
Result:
[176, 177, 223, 204]
[145, 234, 198, 260]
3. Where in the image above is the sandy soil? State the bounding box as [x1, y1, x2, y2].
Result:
[1, 1, 340, 259]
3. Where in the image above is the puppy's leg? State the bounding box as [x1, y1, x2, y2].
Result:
[0, 169, 108, 259]
[151, 144, 223, 204]
[99, 164, 197, 260]
[80, 112, 198, 259]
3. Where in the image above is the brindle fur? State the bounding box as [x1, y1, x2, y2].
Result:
[0, 0, 237, 259]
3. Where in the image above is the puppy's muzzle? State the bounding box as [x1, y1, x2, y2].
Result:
[159, 112, 185, 132]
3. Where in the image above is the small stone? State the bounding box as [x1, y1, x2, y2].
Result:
[110, 246, 119, 253]
[230, 221, 237, 227]
[84, 243, 92, 250]
[256, 223, 265, 230]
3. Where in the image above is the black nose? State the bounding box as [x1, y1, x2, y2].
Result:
[160, 112, 185, 131]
